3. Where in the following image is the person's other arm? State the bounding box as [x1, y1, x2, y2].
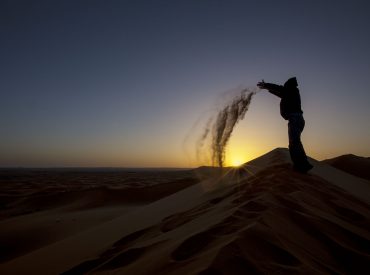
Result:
[257, 81, 284, 98]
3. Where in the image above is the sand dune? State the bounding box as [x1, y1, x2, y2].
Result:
[1, 148, 370, 274]
[323, 154, 370, 181]
[0, 169, 198, 264]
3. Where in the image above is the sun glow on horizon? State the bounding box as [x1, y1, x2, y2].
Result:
[225, 141, 260, 167]
[226, 150, 250, 167]
[229, 158, 244, 167]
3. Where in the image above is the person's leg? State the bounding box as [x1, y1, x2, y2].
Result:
[288, 115, 312, 172]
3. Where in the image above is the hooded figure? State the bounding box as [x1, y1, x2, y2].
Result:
[257, 77, 313, 173]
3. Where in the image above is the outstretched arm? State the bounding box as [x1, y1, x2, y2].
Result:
[257, 81, 284, 98]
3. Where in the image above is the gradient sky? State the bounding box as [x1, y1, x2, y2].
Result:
[1, 0, 370, 167]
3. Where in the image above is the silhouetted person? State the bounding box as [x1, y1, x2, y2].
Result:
[257, 77, 313, 173]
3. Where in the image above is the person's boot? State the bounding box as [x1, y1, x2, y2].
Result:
[293, 162, 313, 173]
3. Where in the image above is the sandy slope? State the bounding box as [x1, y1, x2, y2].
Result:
[1, 148, 370, 274]
[322, 154, 370, 181]
[0, 169, 198, 265]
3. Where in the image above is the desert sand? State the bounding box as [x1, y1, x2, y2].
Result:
[1, 148, 370, 274]
[323, 154, 370, 181]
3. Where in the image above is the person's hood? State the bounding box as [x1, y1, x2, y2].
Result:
[284, 77, 298, 88]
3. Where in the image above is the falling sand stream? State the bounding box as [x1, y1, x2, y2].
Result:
[197, 88, 259, 167]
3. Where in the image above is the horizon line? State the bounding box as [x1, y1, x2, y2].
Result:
[0, 166, 196, 170]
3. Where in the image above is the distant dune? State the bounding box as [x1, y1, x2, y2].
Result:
[0, 169, 199, 263]
[322, 154, 370, 181]
[1, 148, 370, 274]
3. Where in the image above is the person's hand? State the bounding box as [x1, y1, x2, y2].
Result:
[257, 80, 266, 89]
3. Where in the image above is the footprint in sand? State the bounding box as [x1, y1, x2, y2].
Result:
[170, 213, 257, 262]
[62, 226, 158, 274]
[97, 246, 146, 271]
[171, 231, 215, 261]
[160, 202, 212, 233]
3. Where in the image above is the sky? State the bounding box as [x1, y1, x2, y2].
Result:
[1, 0, 370, 167]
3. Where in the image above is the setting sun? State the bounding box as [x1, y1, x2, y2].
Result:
[230, 158, 244, 167]
[225, 141, 253, 167]
[227, 151, 249, 167]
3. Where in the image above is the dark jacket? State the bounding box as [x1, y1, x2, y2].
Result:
[264, 79, 303, 120]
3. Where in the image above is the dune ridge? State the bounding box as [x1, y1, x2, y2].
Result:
[1, 148, 370, 274]
[322, 154, 370, 181]
[0, 169, 199, 263]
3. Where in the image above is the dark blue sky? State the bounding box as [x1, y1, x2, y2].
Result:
[1, 0, 370, 167]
